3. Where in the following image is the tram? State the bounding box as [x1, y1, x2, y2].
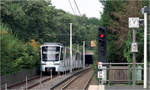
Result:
[40, 43, 82, 72]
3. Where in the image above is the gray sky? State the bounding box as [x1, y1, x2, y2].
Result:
[51, 0, 104, 19]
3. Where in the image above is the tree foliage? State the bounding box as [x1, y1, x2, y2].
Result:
[99, 0, 149, 62]
[0, 0, 99, 75]
[1, 0, 99, 45]
[0, 24, 40, 75]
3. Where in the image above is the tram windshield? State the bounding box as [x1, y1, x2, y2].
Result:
[42, 46, 60, 61]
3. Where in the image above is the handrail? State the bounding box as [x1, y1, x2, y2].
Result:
[101, 63, 144, 65]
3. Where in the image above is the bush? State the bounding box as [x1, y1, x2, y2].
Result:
[0, 24, 40, 75]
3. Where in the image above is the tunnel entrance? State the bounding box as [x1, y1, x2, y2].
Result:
[85, 53, 93, 65]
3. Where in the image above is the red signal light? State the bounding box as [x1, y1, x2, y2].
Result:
[100, 34, 104, 38]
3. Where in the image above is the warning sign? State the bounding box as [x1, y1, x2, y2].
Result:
[91, 40, 96, 47]
[98, 62, 103, 69]
[131, 42, 138, 53]
[97, 62, 104, 78]
[128, 17, 139, 28]
[98, 71, 104, 78]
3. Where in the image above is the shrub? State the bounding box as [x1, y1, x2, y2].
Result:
[0, 24, 40, 75]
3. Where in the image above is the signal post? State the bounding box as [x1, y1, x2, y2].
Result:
[128, 6, 149, 88]
[129, 17, 139, 86]
[97, 27, 107, 86]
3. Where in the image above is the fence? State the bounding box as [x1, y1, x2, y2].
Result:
[1, 68, 38, 89]
[99, 63, 144, 85]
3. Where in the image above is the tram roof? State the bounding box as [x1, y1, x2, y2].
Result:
[42, 42, 63, 47]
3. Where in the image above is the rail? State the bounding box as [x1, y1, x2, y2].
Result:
[83, 73, 94, 90]
[61, 72, 85, 90]
[50, 67, 91, 90]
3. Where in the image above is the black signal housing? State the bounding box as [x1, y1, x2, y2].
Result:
[98, 27, 107, 63]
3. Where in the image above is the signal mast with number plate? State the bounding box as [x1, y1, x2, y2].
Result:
[97, 27, 107, 79]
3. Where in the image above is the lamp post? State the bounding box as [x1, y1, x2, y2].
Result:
[141, 6, 150, 89]
[70, 23, 72, 72]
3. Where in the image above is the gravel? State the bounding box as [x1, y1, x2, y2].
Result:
[66, 69, 93, 90]
[31, 68, 90, 90]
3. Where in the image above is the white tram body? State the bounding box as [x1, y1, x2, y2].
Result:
[40, 43, 82, 72]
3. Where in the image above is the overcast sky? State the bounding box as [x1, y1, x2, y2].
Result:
[51, 0, 104, 19]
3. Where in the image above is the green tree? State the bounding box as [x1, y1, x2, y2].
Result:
[0, 24, 40, 75]
[99, 0, 149, 62]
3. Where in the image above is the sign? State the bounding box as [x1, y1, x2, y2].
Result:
[98, 70, 104, 78]
[97, 62, 104, 78]
[98, 62, 103, 69]
[91, 40, 96, 47]
[128, 17, 139, 28]
[141, 6, 150, 14]
[131, 42, 138, 53]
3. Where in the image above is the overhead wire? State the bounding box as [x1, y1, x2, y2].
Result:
[73, 0, 81, 16]
[68, 0, 76, 15]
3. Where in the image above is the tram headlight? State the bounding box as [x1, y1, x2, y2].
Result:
[54, 62, 60, 65]
[41, 63, 46, 65]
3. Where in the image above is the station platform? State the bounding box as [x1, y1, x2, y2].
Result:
[88, 85, 148, 90]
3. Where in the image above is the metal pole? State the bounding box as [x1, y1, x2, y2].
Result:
[26, 76, 28, 90]
[83, 41, 85, 68]
[64, 47, 67, 75]
[78, 44, 79, 68]
[70, 23, 73, 72]
[5, 83, 7, 90]
[132, 53, 136, 86]
[144, 12, 147, 89]
[40, 71, 42, 89]
[21, 87, 24, 90]
[132, 29, 136, 86]
[50, 69, 52, 79]
[78, 44, 79, 51]
[99, 78, 100, 90]
[65, 67, 66, 76]
[101, 78, 103, 85]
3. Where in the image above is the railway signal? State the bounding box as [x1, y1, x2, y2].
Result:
[98, 27, 107, 63]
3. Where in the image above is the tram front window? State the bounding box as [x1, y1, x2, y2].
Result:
[42, 46, 60, 61]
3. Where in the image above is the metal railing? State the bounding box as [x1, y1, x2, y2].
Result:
[99, 63, 144, 85]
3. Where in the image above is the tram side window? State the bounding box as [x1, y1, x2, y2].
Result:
[56, 47, 60, 61]
[60, 48, 64, 60]
[75, 53, 80, 60]
[75, 53, 78, 60]
[42, 46, 48, 61]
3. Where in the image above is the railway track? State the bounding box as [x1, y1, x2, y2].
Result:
[3, 67, 92, 90]
[26, 76, 53, 89]
[52, 68, 93, 90]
